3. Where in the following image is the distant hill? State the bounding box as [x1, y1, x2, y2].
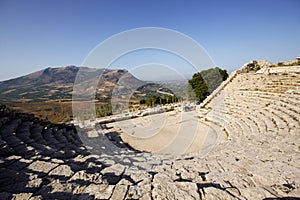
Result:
[0, 66, 143, 102]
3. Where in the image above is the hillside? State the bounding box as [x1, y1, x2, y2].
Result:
[0, 66, 147, 122]
[0, 66, 143, 102]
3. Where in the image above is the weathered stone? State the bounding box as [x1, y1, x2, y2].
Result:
[12, 193, 32, 200]
[49, 164, 74, 177]
[83, 183, 114, 199]
[201, 187, 236, 200]
[69, 170, 103, 184]
[127, 170, 151, 184]
[101, 163, 125, 184]
[152, 173, 198, 200]
[140, 192, 152, 200]
[175, 181, 200, 199]
[26, 178, 43, 189]
[27, 161, 58, 174]
[28, 195, 43, 200]
[110, 183, 128, 200]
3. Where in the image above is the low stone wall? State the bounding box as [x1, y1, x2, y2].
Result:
[269, 66, 300, 73]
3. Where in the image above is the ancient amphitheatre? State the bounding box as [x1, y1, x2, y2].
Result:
[0, 61, 300, 199]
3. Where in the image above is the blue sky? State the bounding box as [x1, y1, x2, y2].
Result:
[0, 0, 299, 81]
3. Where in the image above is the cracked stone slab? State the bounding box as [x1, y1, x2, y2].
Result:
[27, 160, 58, 174]
[12, 192, 33, 200]
[82, 183, 114, 199]
[48, 164, 74, 177]
[110, 183, 128, 200]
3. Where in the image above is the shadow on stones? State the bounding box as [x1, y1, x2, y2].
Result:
[0, 105, 107, 198]
[106, 131, 139, 151]
[0, 157, 98, 199]
[174, 178, 241, 199]
[77, 127, 149, 170]
[102, 171, 140, 186]
[0, 104, 147, 198]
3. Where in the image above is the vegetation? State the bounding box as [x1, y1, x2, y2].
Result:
[277, 60, 300, 66]
[132, 82, 181, 107]
[139, 95, 179, 107]
[4, 101, 116, 123]
[247, 62, 262, 72]
[200, 67, 228, 93]
[278, 62, 284, 66]
[188, 73, 209, 102]
[4, 101, 73, 123]
[96, 104, 112, 117]
[188, 67, 228, 102]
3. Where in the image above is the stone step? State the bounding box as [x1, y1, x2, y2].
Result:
[243, 117, 259, 134]
[268, 106, 299, 129]
[2, 135, 24, 148]
[234, 110, 266, 134]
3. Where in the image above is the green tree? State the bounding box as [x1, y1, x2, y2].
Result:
[188, 73, 209, 102]
[188, 67, 228, 102]
[200, 67, 228, 93]
[218, 68, 229, 81]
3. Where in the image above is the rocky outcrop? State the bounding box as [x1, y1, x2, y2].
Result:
[238, 60, 273, 73]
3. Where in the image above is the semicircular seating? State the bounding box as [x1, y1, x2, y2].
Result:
[201, 69, 300, 138]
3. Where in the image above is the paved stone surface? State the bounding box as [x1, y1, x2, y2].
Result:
[0, 64, 300, 199]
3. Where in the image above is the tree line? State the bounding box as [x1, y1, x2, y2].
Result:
[139, 95, 179, 107]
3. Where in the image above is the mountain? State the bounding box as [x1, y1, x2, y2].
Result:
[0, 66, 146, 122]
[0, 66, 144, 102]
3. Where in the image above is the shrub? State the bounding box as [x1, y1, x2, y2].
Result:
[278, 62, 284, 66]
